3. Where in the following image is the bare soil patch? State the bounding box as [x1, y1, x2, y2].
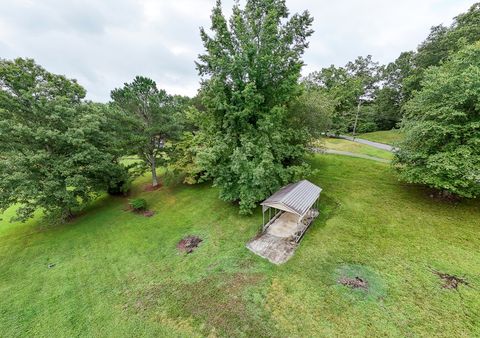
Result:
[177, 235, 203, 253]
[143, 183, 162, 192]
[338, 276, 369, 290]
[123, 205, 156, 217]
[428, 189, 461, 203]
[142, 210, 155, 217]
[432, 270, 469, 289]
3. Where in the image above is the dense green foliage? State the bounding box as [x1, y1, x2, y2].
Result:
[128, 198, 147, 211]
[302, 3, 480, 135]
[0, 2, 479, 336]
[166, 131, 208, 186]
[375, 2, 480, 128]
[405, 3, 480, 98]
[110, 76, 184, 188]
[374, 51, 415, 128]
[304, 54, 409, 134]
[299, 3, 480, 200]
[288, 86, 335, 138]
[0, 58, 128, 222]
[304, 55, 381, 134]
[196, 0, 314, 213]
[1, 154, 479, 336]
[394, 43, 480, 198]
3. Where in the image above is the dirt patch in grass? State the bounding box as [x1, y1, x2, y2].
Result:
[334, 264, 386, 301]
[142, 210, 155, 217]
[432, 270, 469, 289]
[123, 205, 156, 217]
[143, 183, 162, 192]
[177, 236, 203, 254]
[428, 189, 461, 203]
[338, 276, 369, 290]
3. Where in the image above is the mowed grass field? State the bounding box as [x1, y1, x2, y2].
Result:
[0, 154, 479, 337]
[320, 137, 394, 160]
[360, 129, 405, 145]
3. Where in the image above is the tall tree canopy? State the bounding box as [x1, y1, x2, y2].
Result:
[393, 43, 480, 198]
[300, 3, 480, 135]
[0, 58, 128, 222]
[110, 76, 183, 187]
[403, 3, 480, 100]
[304, 55, 380, 134]
[373, 51, 415, 129]
[288, 86, 335, 139]
[196, 0, 314, 213]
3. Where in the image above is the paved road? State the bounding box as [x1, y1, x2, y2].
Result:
[313, 148, 391, 163]
[333, 134, 396, 152]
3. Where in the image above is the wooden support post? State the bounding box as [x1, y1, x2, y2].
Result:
[262, 210, 265, 230]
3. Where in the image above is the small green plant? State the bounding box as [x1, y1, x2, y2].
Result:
[129, 198, 147, 211]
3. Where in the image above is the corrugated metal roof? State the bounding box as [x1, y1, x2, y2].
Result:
[261, 180, 322, 217]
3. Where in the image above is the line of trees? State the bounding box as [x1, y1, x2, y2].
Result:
[0, 1, 478, 222]
[110, 76, 187, 188]
[0, 59, 129, 221]
[301, 3, 480, 198]
[394, 42, 480, 198]
[393, 4, 480, 198]
[0, 60, 190, 222]
[303, 3, 480, 136]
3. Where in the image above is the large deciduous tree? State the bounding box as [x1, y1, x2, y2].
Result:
[110, 76, 181, 188]
[373, 51, 415, 129]
[403, 3, 480, 100]
[393, 43, 480, 198]
[196, 0, 314, 213]
[0, 58, 129, 222]
[288, 86, 335, 138]
[304, 55, 380, 134]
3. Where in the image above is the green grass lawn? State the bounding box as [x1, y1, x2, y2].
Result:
[359, 129, 405, 145]
[320, 137, 393, 160]
[1, 155, 479, 337]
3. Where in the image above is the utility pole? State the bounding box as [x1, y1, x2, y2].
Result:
[352, 99, 362, 140]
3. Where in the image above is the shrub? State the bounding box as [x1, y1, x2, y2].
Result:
[393, 43, 480, 198]
[129, 198, 147, 211]
[107, 166, 131, 196]
[356, 121, 378, 133]
[107, 180, 130, 196]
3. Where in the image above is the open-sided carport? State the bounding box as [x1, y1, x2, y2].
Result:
[247, 180, 322, 264]
[260, 179, 322, 242]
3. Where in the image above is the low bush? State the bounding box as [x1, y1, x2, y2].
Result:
[129, 198, 147, 211]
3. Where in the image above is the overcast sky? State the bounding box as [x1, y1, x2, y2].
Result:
[0, 0, 474, 101]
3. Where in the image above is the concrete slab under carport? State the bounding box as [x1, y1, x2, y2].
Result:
[246, 212, 304, 264]
[246, 233, 297, 264]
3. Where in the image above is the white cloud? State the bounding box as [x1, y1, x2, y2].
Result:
[0, 0, 474, 101]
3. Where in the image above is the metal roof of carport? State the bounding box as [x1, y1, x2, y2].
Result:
[261, 180, 322, 217]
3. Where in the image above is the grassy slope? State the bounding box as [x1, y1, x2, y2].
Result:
[0, 155, 479, 337]
[320, 137, 393, 160]
[359, 130, 405, 145]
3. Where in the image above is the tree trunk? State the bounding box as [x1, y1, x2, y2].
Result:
[151, 157, 158, 187]
[62, 208, 75, 222]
